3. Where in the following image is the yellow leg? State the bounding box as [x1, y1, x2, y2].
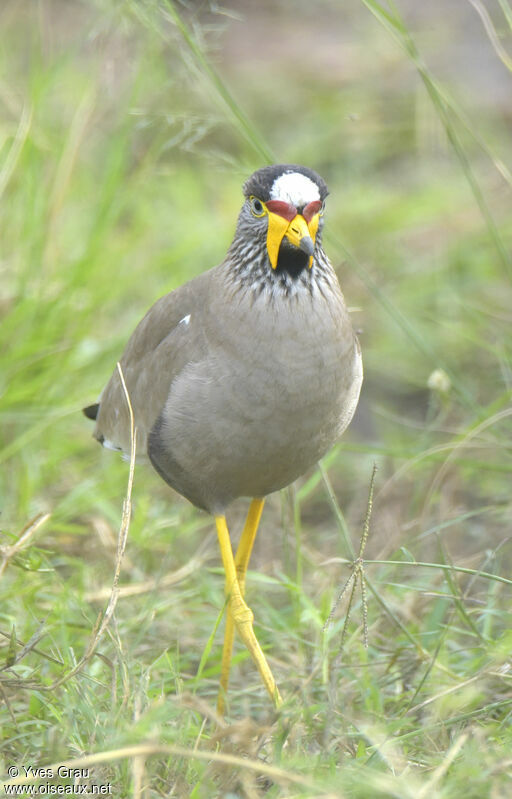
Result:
[215, 506, 282, 713]
[218, 498, 265, 713]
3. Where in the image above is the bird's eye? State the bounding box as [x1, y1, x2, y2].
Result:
[249, 196, 266, 217]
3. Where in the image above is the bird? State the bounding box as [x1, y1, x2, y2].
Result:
[83, 164, 363, 713]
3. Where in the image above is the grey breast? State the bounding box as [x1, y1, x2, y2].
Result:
[94, 263, 362, 514]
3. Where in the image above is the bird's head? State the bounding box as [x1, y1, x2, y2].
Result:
[237, 164, 328, 277]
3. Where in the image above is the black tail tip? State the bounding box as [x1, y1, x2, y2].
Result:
[83, 403, 100, 421]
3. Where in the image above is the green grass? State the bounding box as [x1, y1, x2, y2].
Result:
[1, 0, 512, 796]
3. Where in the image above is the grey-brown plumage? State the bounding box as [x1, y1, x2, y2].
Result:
[86, 164, 363, 514]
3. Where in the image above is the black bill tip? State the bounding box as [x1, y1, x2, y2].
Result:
[298, 235, 314, 256]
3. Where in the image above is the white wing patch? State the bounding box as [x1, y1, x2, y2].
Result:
[178, 314, 191, 326]
[102, 438, 122, 452]
[270, 172, 320, 207]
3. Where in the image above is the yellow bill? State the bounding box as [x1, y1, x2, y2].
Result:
[266, 211, 317, 270]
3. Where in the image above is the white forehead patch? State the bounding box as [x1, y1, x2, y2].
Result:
[270, 171, 320, 207]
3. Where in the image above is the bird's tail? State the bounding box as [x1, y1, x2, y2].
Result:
[82, 403, 99, 421]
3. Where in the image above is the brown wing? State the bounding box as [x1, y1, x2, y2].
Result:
[89, 268, 213, 456]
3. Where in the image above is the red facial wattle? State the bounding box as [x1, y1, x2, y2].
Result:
[302, 200, 323, 223]
[265, 200, 297, 221]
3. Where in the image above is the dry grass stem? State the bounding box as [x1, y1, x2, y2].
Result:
[416, 731, 469, 799]
[50, 364, 136, 689]
[84, 557, 202, 602]
[0, 512, 50, 579]
[3, 742, 341, 796]
[323, 464, 377, 648]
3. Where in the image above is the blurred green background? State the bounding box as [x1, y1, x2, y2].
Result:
[1, 1, 512, 796]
